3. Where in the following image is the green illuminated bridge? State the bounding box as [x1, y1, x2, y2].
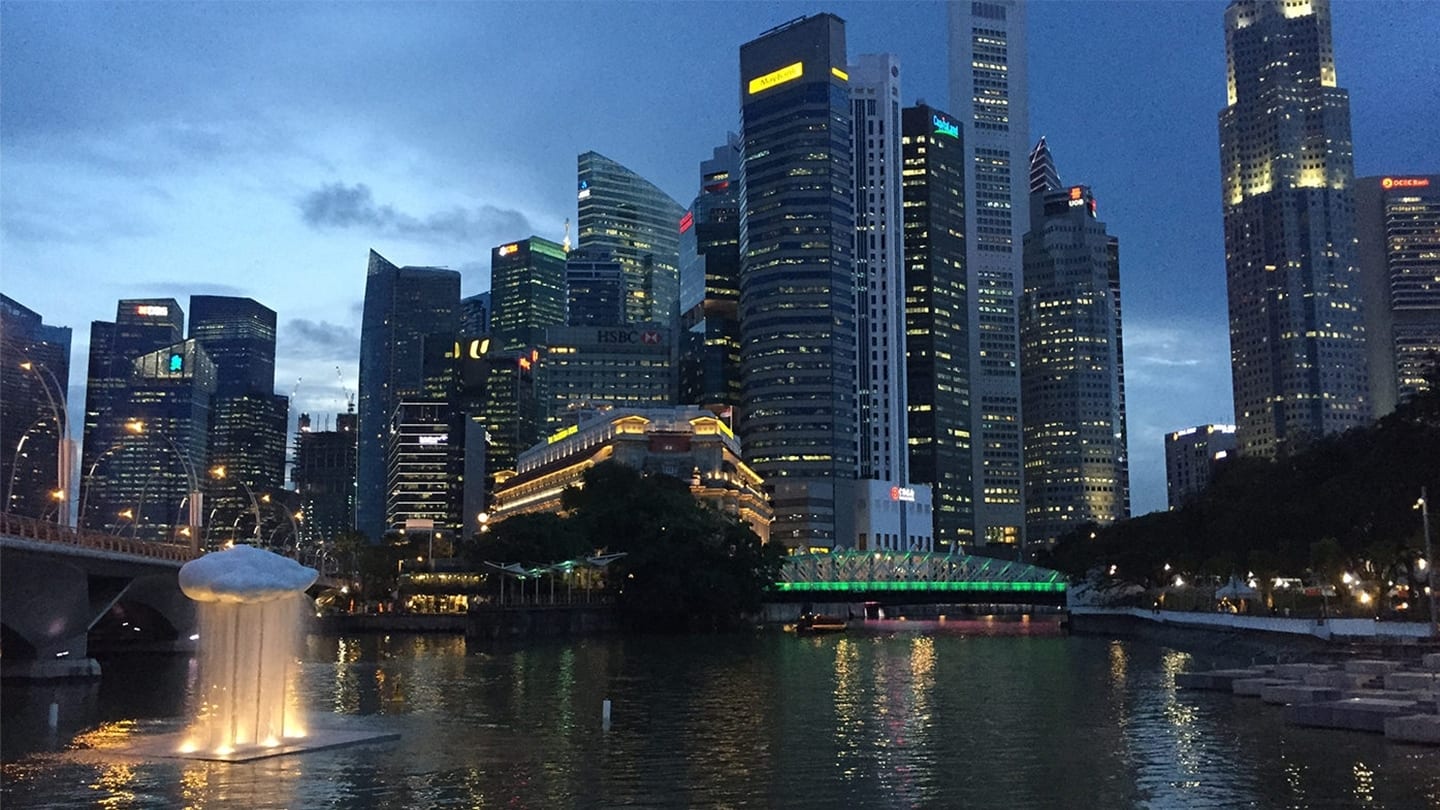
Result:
[774, 551, 1068, 604]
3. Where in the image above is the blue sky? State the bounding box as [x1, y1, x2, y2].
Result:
[2, 1, 1436, 515]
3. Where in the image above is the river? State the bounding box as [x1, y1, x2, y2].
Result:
[3, 618, 1438, 808]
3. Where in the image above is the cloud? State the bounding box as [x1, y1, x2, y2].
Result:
[298, 183, 530, 245]
[281, 318, 359, 359]
[129, 281, 248, 298]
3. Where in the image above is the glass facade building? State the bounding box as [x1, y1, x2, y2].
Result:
[1164, 424, 1238, 509]
[678, 136, 743, 414]
[948, 0, 1029, 547]
[356, 250, 460, 540]
[1357, 174, 1440, 415]
[1220, 0, 1368, 458]
[739, 14, 858, 550]
[565, 249, 626, 327]
[535, 324, 674, 432]
[386, 401, 460, 535]
[901, 104, 973, 551]
[577, 152, 686, 328]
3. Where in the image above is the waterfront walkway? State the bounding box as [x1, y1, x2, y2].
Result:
[1070, 605, 1436, 643]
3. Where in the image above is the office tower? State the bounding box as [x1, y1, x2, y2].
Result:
[1, 295, 72, 521]
[1358, 175, 1440, 415]
[490, 238, 567, 352]
[1165, 424, 1238, 509]
[577, 152, 686, 327]
[849, 53, 907, 485]
[293, 410, 358, 545]
[535, 324, 674, 431]
[189, 296, 287, 539]
[81, 299, 184, 533]
[386, 401, 460, 535]
[1220, 0, 1368, 458]
[1020, 145, 1129, 546]
[565, 249, 626, 327]
[89, 339, 216, 541]
[739, 14, 857, 550]
[901, 104, 973, 551]
[461, 292, 491, 336]
[356, 250, 460, 539]
[678, 135, 743, 414]
[949, 0, 1029, 547]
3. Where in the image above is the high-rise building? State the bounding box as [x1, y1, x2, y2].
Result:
[901, 104, 973, 551]
[678, 135, 743, 414]
[949, 0, 1029, 547]
[490, 238, 567, 352]
[1165, 424, 1238, 509]
[81, 299, 184, 533]
[1358, 174, 1440, 415]
[356, 250, 460, 540]
[1, 295, 72, 521]
[461, 292, 491, 336]
[90, 339, 216, 541]
[1220, 0, 1368, 458]
[565, 249, 626, 327]
[739, 14, 857, 551]
[849, 53, 907, 486]
[535, 324, 674, 431]
[1020, 143, 1129, 546]
[386, 401, 460, 535]
[577, 151, 686, 327]
[189, 296, 287, 538]
[293, 410, 358, 545]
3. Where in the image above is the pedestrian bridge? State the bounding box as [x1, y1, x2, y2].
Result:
[775, 550, 1068, 604]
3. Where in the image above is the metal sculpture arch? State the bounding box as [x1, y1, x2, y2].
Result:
[776, 550, 1067, 596]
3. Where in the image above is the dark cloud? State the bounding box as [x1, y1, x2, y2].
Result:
[298, 183, 530, 245]
[129, 281, 247, 298]
[281, 318, 360, 359]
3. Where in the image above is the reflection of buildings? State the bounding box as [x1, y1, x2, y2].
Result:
[738, 14, 857, 551]
[1, 295, 72, 520]
[490, 407, 770, 541]
[294, 410, 358, 544]
[1164, 424, 1237, 509]
[1358, 174, 1440, 415]
[1220, 0, 1367, 458]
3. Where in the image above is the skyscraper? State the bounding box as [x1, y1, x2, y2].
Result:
[490, 238, 567, 352]
[1357, 174, 1440, 415]
[356, 250, 460, 539]
[189, 296, 287, 539]
[1, 295, 72, 521]
[901, 103, 973, 551]
[1220, 0, 1368, 458]
[577, 151, 686, 327]
[293, 410, 358, 545]
[849, 53, 907, 486]
[1165, 424, 1238, 509]
[535, 323, 674, 431]
[739, 14, 857, 550]
[565, 249, 626, 327]
[1020, 143, 1129, 546]
[949, 0, 1029, 547]
[461, 292, 492, 336]
[678, 135, 743, 414]
[386, 401, 460, 534]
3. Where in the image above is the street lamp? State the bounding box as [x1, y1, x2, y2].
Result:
[210, 465, 261, 542]
[1417, 488, 1437, 635]
[127, 420, 202, 550]
[17, 359, 75, 527]
[78, 420, 146, 532]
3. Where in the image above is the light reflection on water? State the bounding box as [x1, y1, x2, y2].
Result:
[2, 621, 1439, 809]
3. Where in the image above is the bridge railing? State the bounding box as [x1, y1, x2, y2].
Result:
[776, 550, 1067, 594]
[0, 512, 199, 563]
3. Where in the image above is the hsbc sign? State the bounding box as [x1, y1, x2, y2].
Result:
[595, 329, 665, 346]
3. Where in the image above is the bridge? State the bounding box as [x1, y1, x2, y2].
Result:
[774, 550, 1067, 605]
[0, 513, 201, 679]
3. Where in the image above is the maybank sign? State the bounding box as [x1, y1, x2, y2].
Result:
[932, 115, 959, 139]
[748, 62, 803, 95]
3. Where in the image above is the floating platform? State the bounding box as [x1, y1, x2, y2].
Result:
[124, 727, 400, 763]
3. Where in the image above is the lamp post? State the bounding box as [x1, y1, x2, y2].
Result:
[17, 360, 75, 527]
[128, 420, 202, 551]
[78, 419, 146, 532]
[1419, 488, 1437, 635]
[210, 465, 261, 542]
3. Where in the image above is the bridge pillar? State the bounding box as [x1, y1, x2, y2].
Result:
[1, 556, 107, 679]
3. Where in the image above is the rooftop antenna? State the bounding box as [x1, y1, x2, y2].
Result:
[562, 218, 572, 254]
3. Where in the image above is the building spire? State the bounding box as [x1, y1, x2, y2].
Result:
[562, 218, 572, 253]
[1028, 136, 1060, 194]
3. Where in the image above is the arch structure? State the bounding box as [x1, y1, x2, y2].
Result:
[775, 550, 1067, 596]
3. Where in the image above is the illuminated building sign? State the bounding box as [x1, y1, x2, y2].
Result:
[830, 66, 848, 81]
[595, 328, 665, 346]
[498, 243, 520, 257]
[168, 353, 184, 373]
[546, 424, 578, 445]
[1069, 186, 1083, 200]
[932, 115, 959, 139]
[135, 305, 170, 317]
[417, 435, 446, 446]
[890, 486, 916, 502]
[1382, 177, 1430, 189]
[679, 210, 694, 234]
[467, 338, 490, 359]
[578, 180, 591, 201]
[747, 61, 803, 95]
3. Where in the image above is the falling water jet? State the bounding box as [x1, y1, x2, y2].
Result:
[124, 544, 398, 762]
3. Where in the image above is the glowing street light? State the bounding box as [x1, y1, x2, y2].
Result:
[17, 358, 76, 527]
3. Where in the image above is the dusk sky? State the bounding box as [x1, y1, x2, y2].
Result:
[2, 1, 1436, 516]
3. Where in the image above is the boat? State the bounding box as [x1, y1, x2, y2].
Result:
[794, 611, 848, 634]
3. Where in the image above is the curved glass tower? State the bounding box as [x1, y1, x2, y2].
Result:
[577, 152, 685, 327]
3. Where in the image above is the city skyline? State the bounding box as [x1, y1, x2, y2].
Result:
[2, 1, 1436, 515]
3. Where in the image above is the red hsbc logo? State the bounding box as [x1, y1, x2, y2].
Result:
[641, 331, 661, 345]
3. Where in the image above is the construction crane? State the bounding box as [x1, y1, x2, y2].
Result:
[336, 366, 355, 413]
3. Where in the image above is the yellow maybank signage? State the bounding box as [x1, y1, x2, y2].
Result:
[748, 61, 804, 94]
